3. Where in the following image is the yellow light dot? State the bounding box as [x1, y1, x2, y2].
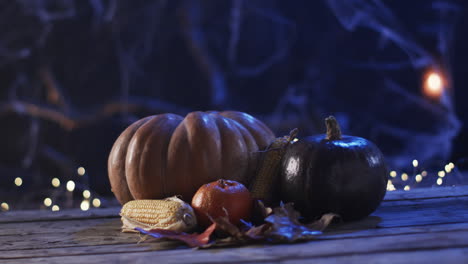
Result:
[437, 178, 443, 185]
[404, 185, 411, 191]
[421, 171, 428, 177]
[92, 198, 101, 208]
[80, 200, 90, 211]
[1, 202, 9, 211]
[401, 173, 409, 181]
[292, 138, 299, 142]
[389, 171, 397, 177]
[83, 190, 91, 199]
[43, 198, 52, 207]
[14, 177, 23, 187]
[66, 180, 75, 192]
[448, 162, 455, 169]
[386, 180, 396, 191]
[52, 205, 60, 211]
[438, 171, 445, 178]
[412, 160, 419, 167]
[415, 174, 422, 182]
[77, 167, 86, 176]
[445, 165, 452, 173]
[52, 178, 60, 188]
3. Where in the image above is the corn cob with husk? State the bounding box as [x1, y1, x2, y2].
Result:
[250, 128, 298, 204]
[120, 196, 197, 233]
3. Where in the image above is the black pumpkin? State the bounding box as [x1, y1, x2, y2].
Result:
[280, 116, 387, 221]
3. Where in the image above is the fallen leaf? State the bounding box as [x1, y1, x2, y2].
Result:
[264, 203, 337, 242]
[307, 213, 340, 231]
[135, 223, 216, 248]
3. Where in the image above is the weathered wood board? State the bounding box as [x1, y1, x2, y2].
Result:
[1, 186, 467, 263]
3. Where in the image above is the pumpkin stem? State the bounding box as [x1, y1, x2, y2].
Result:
[325, 116, 342, 140]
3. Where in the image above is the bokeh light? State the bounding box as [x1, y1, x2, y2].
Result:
[52, 178, 61, 188]
[92, 198, 101, 208]
[423, 69, 445, 99]
[1, 202, 9, 211]
[14, 177, 23, 187]
[83, 190, 91, 199]
[66, 180, 75, 192]
[77, 167, 86, 176]
[80, 200, 90, 211]
[43, 198, 52, 207]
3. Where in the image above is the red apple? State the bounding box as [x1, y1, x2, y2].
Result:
[191, 179, 253, 227]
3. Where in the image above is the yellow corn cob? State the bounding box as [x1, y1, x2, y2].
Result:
[250, 128, 298, 204]
[120, 196, 197, 233]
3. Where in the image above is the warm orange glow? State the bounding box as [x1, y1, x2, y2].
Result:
[423, 70, 445, 99]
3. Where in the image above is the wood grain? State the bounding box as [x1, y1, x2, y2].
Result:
[2, 230, 468, 263]
[0, 208, 119, 224]
[384, 186, 468, 201]
[0, 185, 467, 263]
[1, 222, 468, 259]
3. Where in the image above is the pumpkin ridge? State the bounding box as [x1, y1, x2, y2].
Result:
[128, 116, 162, 199]
[215, 115, 248, 184]
[219, 111, 275, 149]
[139, 114, 183, 199]
[166, 119, 190, 199]
[187, 112, 222, 198]
[223, 117, 261, 186]
[108, 116, 152, 204]
[162, 117, 179, 197]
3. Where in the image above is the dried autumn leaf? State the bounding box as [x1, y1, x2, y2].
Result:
[244, 223, 271, 240]
[211, 216, 244, 239]
[307, 213, 339, 231]
[264, 203, 337, 242]
[204, 203, 336, 247]
[135, 223, 216, 248]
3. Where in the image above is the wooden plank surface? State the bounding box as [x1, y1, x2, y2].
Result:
[1, 221, 468, 260]
[1, 185, 467, 263]
[383, 185, 468, 201]
[1, 230, 468, 264]
[0, 207, 119, 224]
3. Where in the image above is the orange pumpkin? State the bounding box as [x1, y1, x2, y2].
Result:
[108, 111, 275, 204]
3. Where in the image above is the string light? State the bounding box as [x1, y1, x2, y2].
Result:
[92, 198, 101, 208]
[404, 185, 411, 191]
[77, 167, 86, 176]
[401, 173, 409, 181]
[437, 178, 443, 185]
[66, 180, 75, 192]
[421, 171, 428, 177]
[80, 200, 90, 211]
[445, 165, 452, 173]
[412, 160, 419, 167]
[389, 171, 397, 178]
[52, 205, 60, 211]
[43, 198, 52, 207]
[52, 178, 60, 188]
[387, 180, 396, 191]
[1, 202, 9, 211]
[83, 190, 91, 199]
[415, 174, 422, 183]
[14, 177, 23, 187]
[438, 171, 445, 178]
